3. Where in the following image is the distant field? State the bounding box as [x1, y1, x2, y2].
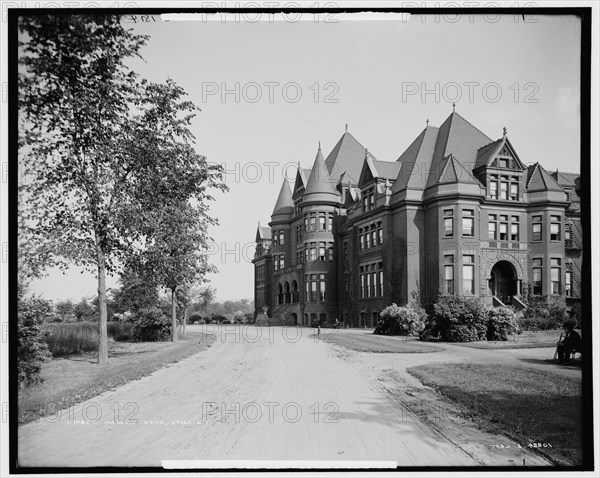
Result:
[18, 332, 215, 424]
[314, 330, 444, 353]
[408, 363, 582, 465]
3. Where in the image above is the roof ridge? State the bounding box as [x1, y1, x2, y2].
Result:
[453, 111, 493, 142]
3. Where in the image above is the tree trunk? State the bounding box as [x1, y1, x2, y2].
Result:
[96, 238, 109, 364]
[183, 307, 187, 337]
[171, 287, 177, 343]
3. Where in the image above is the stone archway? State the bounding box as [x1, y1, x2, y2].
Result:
[489, 260, 519, 305]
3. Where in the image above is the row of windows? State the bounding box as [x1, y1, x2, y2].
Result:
[359, 262, 384, 299]
[532, 215, 562, 242]
[305, 273, 327, 302]
[532, 257, 564, 295]
[489, 175, 520, 201]
[444, 210, 563, 243]
[443, 254, 474, 295]
[489, 214, 520, 241]
[256, 263, 266, 279]
[359, 222, 383, 250]
[300, 242, 335, 263]
[444, 209, 474, 237]
[303, 212, 334, 233]
[273, 230, 286, 245]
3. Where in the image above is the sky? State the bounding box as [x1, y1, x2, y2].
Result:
[27, 11, 582, 303]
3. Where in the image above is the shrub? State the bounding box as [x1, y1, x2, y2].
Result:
[486, 306, 518, 341]
[374, 303, 426, 336]
[426, 295, 488, 342]
[18, 294, 52, 385]
[127, 307, 171, 342]
[43, 322, 99, 357]
[519, 296, 567, 330]
[107, 321, 136, 342]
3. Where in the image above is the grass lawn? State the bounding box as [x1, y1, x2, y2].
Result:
[407, 363, 582, 465]
[314, 331, 444, 353]
[18, 331, 215, 424]
[452, 329, 578, 350]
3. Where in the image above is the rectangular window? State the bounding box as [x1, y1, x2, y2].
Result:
[319, 242, 326, 261]
[310, 244, 317, 262]
[444, 255, 454, 294]
[319, 274, 326, 301]
[365, 268, 371, 298]
[532, 223, 542, 242]
[371, 230, 377, 248]
[327, 214, 333, 231]
[304, 217, 309, 232]
[510, 182, 519, 200]
[551, 259, 561, 295]
[279, 257, 285, 269]
[309, 215, 316, 231]
[489, 221, 497, 240]
[463, 255, 474, 294]
[319, 214, 326, 231]
[490, 180, 498, 198]
[365, 231, 371, 249]
[444, 217, 453, 237]
[304, 248, 309, 263]
[359, 231, 364, 250]
[550, 218, 561, 241]
[462, 210, 474, 237]
[510, 223, 519, 241]
[378, 227, 383, 245]
[360, 267, 365, 298]
[500, 181, 508, 199]
[305, 282, 310, 302]
[500, 222, 508, 241]
[311, 275, 317, 302]
[378, 264, 384, 296]
[328, 244, 334, 262]
[532, 258, 542, 295]
[565, 265, 572, 297]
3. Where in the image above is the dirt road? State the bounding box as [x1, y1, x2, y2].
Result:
[18, 326, 553, 468]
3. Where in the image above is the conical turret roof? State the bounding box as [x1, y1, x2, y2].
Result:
[303, 145, 340, 205]
[271, 178, 294, 220]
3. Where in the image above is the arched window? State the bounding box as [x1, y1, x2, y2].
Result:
[284, 282, 291, 304]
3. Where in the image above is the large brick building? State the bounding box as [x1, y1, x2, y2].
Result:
[253, 110, 582, 326]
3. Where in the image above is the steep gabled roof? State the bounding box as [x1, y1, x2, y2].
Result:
[392, 126, 439, 193]
[325, 131, 372, 186]
[271, 179, 293, 216]
[551, 171, 580, 188]
[255, 226, 272, 241]
[434, 154, 481, 186]
[474, 136, 526, 171]
[358, 156, 401, 188]
[292, 166, 313, 195]
[303, 146, 340, 204]
[426, 111, 493, 188]
[371, 159, 402, 180]
[526, 163, 564, 192]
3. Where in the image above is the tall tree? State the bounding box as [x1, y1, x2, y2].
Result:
[18, 15, 225, 361]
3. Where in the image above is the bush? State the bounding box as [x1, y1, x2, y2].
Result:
[519, 296, 567, 330]
[18, 294, 52, 385]
[127, 307, 171, 342]
[426, 295, 488, 342]
[374, 303, 426, 336]
[43, 322, 99, 357]
[486, 306, 518, 341]
[107, 321, 136, 342]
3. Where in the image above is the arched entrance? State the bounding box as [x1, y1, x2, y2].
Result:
[489, 260, 518, 304]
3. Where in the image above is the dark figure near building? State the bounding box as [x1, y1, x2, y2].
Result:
[556, 321, 582, 364]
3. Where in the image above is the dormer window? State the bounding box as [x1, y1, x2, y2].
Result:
[499, 158, 509, 168]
